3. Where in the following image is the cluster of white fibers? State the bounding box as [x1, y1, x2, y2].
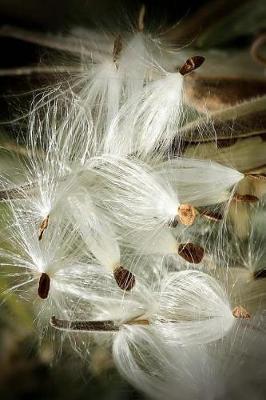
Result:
[0, 5, 266, 400]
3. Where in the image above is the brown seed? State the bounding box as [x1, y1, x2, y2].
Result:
[178, 204, 196, 225]
[113, 266, 136, 291]
[253, 269, 266, 280]
[233, 193, 259, 203]
[178, 243, 204, 264]
[38, 272, 50, 299]
[232, 306, 251, 319]
[179, 56, 205, 76]
[201, 210, 223, 222]
[38, 215, 49, 241]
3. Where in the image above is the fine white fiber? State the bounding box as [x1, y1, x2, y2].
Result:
[1, 98, 95, 239]
[0, 202, 88, 320]
[113, 326, 218, 400]
[92, 155, 182, 232]
[104, 66, 185, 156]
[154, 270, 238, 345]
[154, 157, 245, 206]
[67, 188, 120, 272]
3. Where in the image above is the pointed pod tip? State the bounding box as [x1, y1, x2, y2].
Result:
[178, 243, 204, 264]
[113, 266, 136, 291]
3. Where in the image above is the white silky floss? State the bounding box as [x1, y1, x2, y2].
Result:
[154, 157, 245, 206]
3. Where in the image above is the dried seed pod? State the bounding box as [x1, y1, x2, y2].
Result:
[179, 56, 205, 76]
[232, 306, 251, 319]
[246, 173, 266, 181]
[233, 193, 259, 203]
[113, 266, 136, 291]
[38, 273, 50, 299]
[38, 215, 49, 241]
[201, 210, 223, 222]
[178, 243, 204, 264]
[51, 316, 119, 332]
[178, 204, 196, 226]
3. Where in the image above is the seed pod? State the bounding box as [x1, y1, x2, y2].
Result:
[178, 243, 204, 264]
[113, 266, 136, 291]
[233, 193, 259, 203]
[246, 173, 266, 181]
[51, 316, 119, 332]
[38, 273, 50, 299]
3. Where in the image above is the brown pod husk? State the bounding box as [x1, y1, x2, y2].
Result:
[178, 243, 204, 264]
[178, 204, 197, 225]
[179, 56, 205, 76]
[233, 193, 259, 203]
[38, 273, 50, 299]
[113, 266, 136, 291]
[232, 306, 251, 319]
[201, 210, 223, 222]
[246, 173, 266, 181]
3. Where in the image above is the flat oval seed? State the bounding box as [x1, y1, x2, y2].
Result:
[38, 273, 50, 299]
[113, 266, 136, 291]
[179, 56, 205, 76]
[178, 243, 204, 264]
